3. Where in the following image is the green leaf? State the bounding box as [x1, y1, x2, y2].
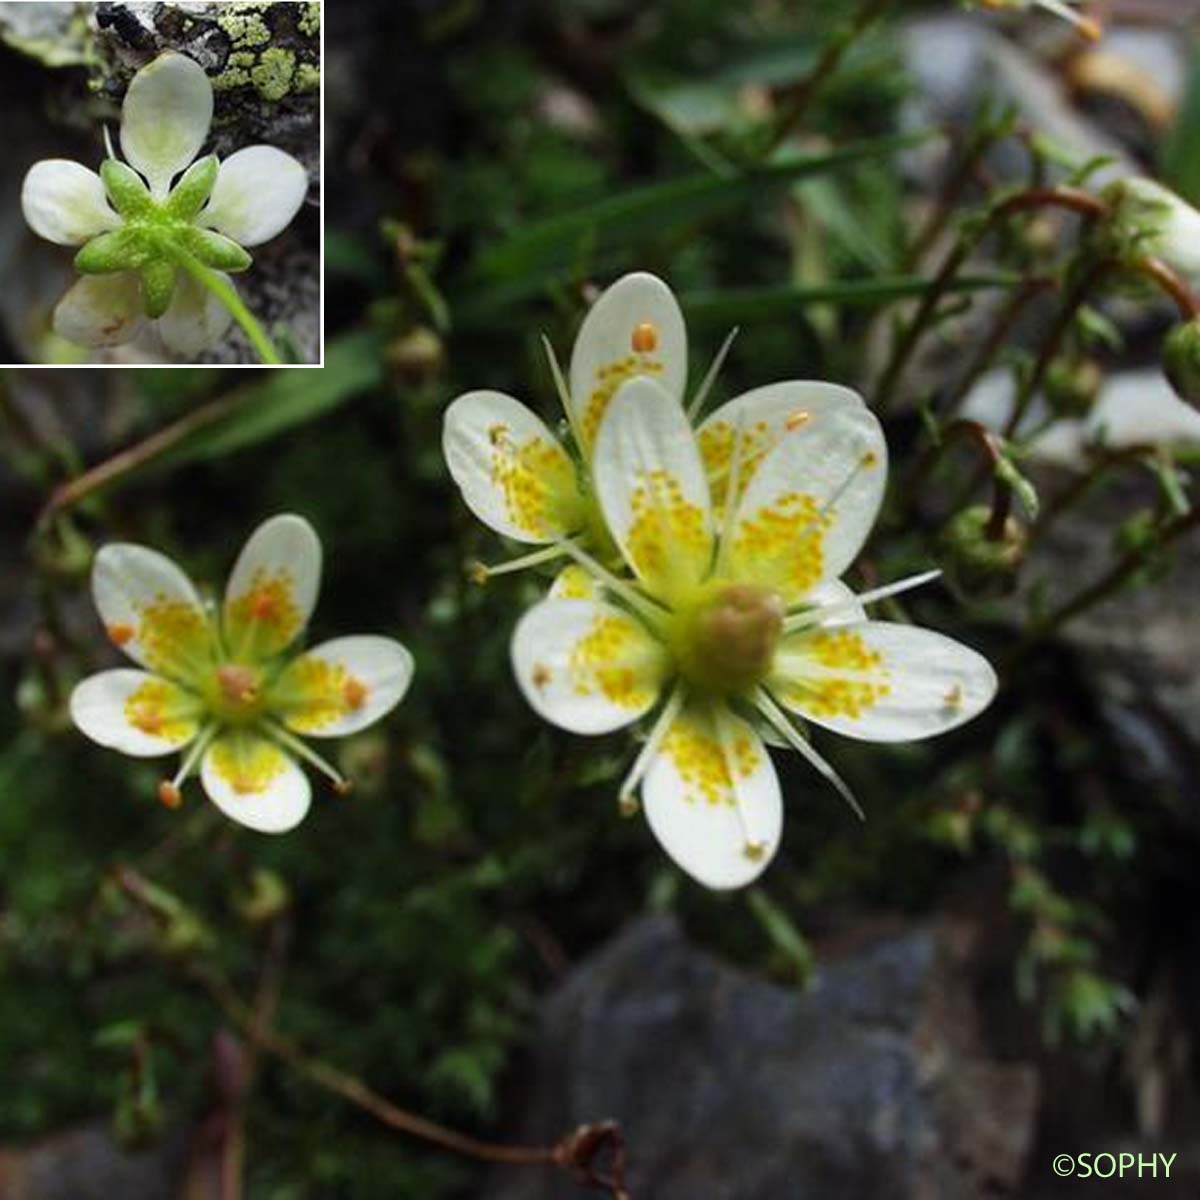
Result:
[164, 330, 385, 464]
[460, 131, 931, 308]
[1162, 48, 1200, 205]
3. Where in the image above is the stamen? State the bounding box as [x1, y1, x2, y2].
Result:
[687, 326, 740, 421]
[617, 684, 685, 814]
[784, 569, 943, 632]
[754, 688, 865, 821]
[265, 721, 349, 792]
[468, 543, 568, 583]
[541, 334, 581, 444]
[790, 443, 882, 548]
[159, 723, 218, 807]
[557, 540, 669, 628]
[103, 125, 117, 160]
[1038, 0, 1101, 38]
[715, 410, 750, 574]
[714, 706, 767, 860]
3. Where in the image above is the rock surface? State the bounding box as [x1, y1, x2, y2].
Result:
[491, 916, 1039, 1200]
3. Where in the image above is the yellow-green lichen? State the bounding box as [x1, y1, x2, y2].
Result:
[298, 4, 320, 37]
[295, 62, 320, 93]
[216, 3, 272, 49]
[250, 47, 297, 102]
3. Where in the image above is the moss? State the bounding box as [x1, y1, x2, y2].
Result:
[250, 47, 297, 102]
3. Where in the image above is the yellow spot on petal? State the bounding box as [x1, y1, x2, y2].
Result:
[276, 654, 368, 733]
[489, 430, 580, 539]
[660, 714, 760, 807]
[568, 615, 661, 710]
[136, 596, 213, 681]
[777, 629, 891, 719]
[228, 571, 302, 654]
[626, 468, 709, 598]
[210, 737, 289, 796]
[699, 419, 775, 510]
[729, 492, 829, 601]
[581, 354, 665, 447]
[551, 564, 596, 599]
[124, 678, 198, 742]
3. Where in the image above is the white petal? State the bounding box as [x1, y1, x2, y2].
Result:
[591, 376, 714, 603]
[223, 514, 322, 661]
[201, 145, 308, 246]
[53, 273, 146, 348]
[201, 732, 311, 833]
[121, 52, 213, 199]
[643, 701, 782, 890]
[726, 402, 886, 604]
[770, 621, 997, 742]
[22, 160, 121, 245]
[274, 636, 415, 738]
[157, 269, 233, 357]
[698, 380, 865, 512]
[443, 391, 585, 543]
[568, 272, 688, 450]
[548, 564, 600, 599]
[70, 669, 202, 757]
[92, 543, 214, 683]
[511, 598, 669, 735]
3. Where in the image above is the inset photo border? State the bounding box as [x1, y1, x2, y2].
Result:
[0, 0, 323, 366]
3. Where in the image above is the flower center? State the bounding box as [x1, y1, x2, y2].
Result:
[666, 581, 785, 697]
[207, 663, 266, 724]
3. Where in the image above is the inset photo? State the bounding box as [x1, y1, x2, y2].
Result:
[0, 0, 321, 365]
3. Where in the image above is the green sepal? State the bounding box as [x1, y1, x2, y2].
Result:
[140, 259, 177, 319]
[176, 226, 252, 272]
[166, 155, 219, 221]
[100, 159, 153, 218]
[74, 228, 154, 274]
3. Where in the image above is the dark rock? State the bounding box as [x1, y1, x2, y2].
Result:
[491, 916, 1038, 1200]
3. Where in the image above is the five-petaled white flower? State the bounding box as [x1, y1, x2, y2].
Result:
[1103, 177, 1200, 286]
[21, 51, 308, 357]
[970, 0, 1101, 39]
[70, 515, 413, 833]
[509, 378, 997, 890]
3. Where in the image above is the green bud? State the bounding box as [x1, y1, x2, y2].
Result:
[74, 227, 152, 274]
[1162, 319, 1200, 407]
[165, 154, 219, 220]
[176, 225, 252, 272]
[139, 259, 176, 318]
[386, 325, 445, 383]
[100, 158, 152, 217]
[939, 505, 1028, 599]
[1044, 357, 1103, 418]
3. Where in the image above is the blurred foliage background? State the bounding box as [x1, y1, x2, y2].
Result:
[3, 0, 1200, 1196]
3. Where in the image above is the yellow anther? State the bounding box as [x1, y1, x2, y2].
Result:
[944, 684, 964, 711]
[631, 322, 659, 353]
[861, 450, 879, 468]
[488, 422, 510, 446]
[618, 793, 640, 817]
[785, 410, 812, 431]
[532, 663, 552, 690]
[467, 561, 489, 586]
[333, 779, 354, 797]
[743, 840, 766, 861]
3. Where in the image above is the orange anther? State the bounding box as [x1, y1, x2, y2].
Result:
[157, 781, 183, 809]
[1077, 16, 1102, 41]
[532, 663, 552, 689]
[108, 622, 135, 646]
[343, 677, 368, 710]
[785, 410, 812, 431]
[631, 322, 659, 353]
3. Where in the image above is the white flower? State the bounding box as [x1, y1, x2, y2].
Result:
[70, 515, 413, 833]
[21, 52, 308, 356]
[970, 0, 1101, 39]
[509, 380, 997, 890]
[443, 270, 865, 594]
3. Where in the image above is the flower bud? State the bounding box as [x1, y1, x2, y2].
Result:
[387, 325, 445, 384]
[939, 505, 1028, 599]
[1100, 177, 1200, 283]
[1044, 357, 1103, 418]
[1162, 319, 1200, 407]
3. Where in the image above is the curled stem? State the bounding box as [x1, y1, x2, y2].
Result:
[907, 419, 1012, 539]
[1130, 256, 1200, 321]
[170, 249, 283, 365]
